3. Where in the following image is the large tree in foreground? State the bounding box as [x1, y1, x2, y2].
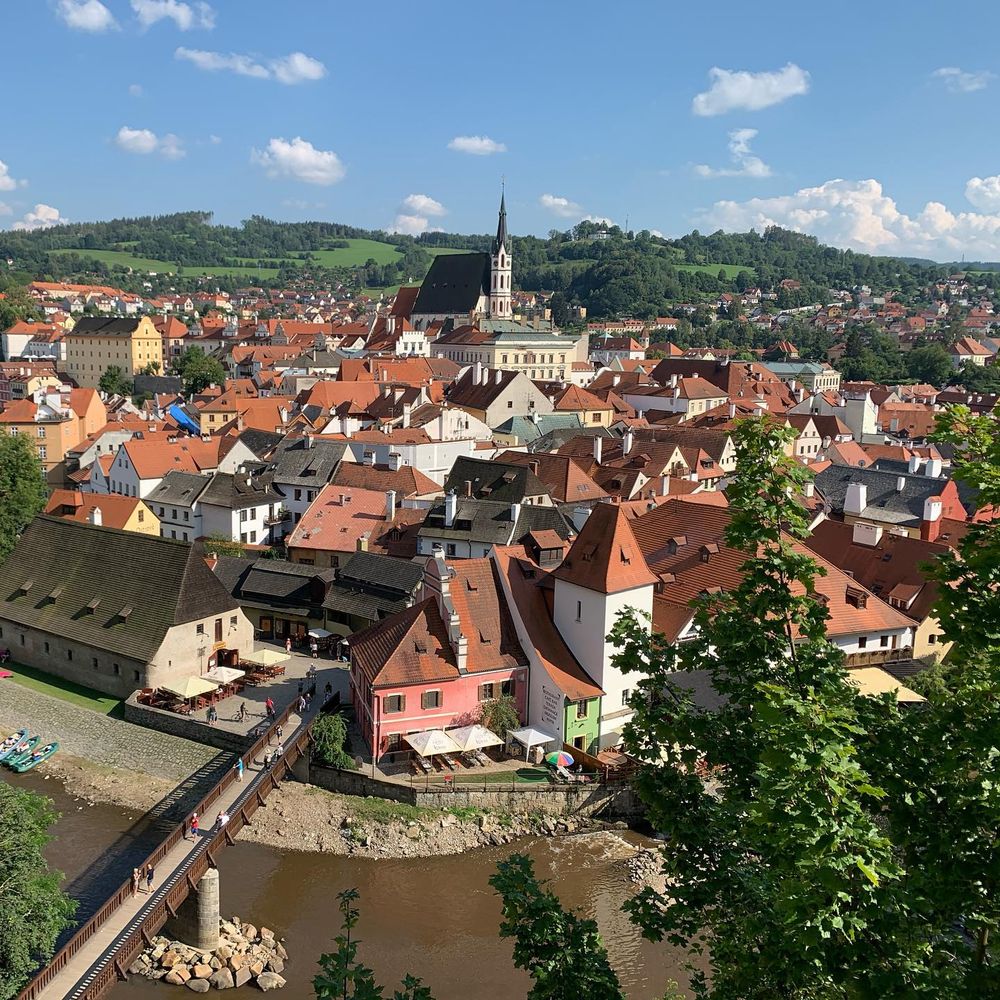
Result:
[611, 420, 922, 998]
[0, 432, 47, 562]
[0, 786, 77, 1000]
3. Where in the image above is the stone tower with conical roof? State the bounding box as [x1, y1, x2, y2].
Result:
[489, 191, 512, 319]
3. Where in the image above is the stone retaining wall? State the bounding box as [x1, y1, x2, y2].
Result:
[124, 696, 252, 754]
[306, 762, 643, 819]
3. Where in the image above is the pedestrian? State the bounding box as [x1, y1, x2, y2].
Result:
[277, 723, 283, 742]
[304, 692, 312, 711]
[297, 695, 305, 713]
[235, 757, 244, 782]
[237, 702, 248, 722]
[207, 705, 217, 726]
[275, 742, 284, 758]
[215, 810, 229, 831]
[132, 867, 140, 897]
[285, 636, 291, 654]
[265, 696, 275, 719]
[146, 865, 154, 892]
[188, 812, 199, 840]
[324, 681, 332, 698]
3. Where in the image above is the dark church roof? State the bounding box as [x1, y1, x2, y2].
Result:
[411, 252, 490, 317]
[0, 516, 239, 662]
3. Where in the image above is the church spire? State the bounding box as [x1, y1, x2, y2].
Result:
[493, 188, 508, 254]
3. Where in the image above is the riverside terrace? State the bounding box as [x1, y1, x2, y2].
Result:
[123, 642, 350, 747]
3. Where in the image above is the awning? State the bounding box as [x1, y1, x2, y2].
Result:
[508, 726, 558, 749]
[308, 628, 334, 639]
[243, 649, 290, 667]
[447, 724, 503, 752]
[847, 667, 925, 704]
[160, 676, 219, 699]
[203, 666, 245, 684]
[404, 730, 462, 758]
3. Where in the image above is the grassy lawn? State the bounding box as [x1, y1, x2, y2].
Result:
[3, 661, 121, 715]
[50, 248, 178, 272]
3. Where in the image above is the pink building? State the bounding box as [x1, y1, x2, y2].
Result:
[349, 553, 529, 759]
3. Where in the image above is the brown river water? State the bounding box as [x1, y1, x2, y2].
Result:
[6, 771, 694, 999]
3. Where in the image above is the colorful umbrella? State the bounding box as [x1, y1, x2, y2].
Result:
[546, 751, 574, 768]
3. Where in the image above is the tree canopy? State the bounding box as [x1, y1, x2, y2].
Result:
[0, 433, 48, 562]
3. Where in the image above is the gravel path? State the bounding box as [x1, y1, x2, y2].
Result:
[0, 680, 216, 781]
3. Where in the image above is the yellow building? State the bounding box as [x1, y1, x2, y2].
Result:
[64, 316, 164, 389]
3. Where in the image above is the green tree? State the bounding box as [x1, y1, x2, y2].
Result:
[98, 365, 132, 397]
[856, 404, 1000, 995]
[478, 694, 519, 739]
[311, 713, 357, 770]
[611, 419, 917, 999]
[138, 360, 161, 376]
[906, 343, 953, 386]
[175, 346, 226, 395]
[0, 433, 48, 562]
[0, 785, 77, 1000]
[490, 854, 625, 1000]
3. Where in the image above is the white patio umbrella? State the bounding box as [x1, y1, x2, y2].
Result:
[203, 666, 245, 684]
[404, 729, 462, 758]
[244, 649, 289, 666]
[447, 724, 503, 752]
[308, 628, 333, 639]
[508, 726, 558, 761]
[160, 676, 219, 700]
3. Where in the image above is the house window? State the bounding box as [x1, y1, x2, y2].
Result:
[113, 663, 120, 675]
[38, 446, 47, 461]
[19, 634, 24, 646]
[478, 683, 496, 702]
[66, 649, 73, 661]
[196, 623, 205, 635]
[240, 509, 248, 522]
[37, 426, 46, 438]
[880, 635, 890, 647]
[858, 636, 868, 649]
[138, 509, 144, 523]
[44, 641, 50, 653]
[576, 600, 582, 622]
[446, 543, 456, 557]
[929, 634, 938, 644]
[501, 678, 515, 698]
[171, 530, 176, 539]
[507, 401, 513, 409]
[215, 619, 223, 642]
[386, 732, 401, 750]
[573, 735, 586, 751]
[133, 670, 141, 683]
[421, 690, 442, 710]
[576, 700, 588, 719]
[622, 688, 631, 706]
[383, 694, 405, 714]
[230, 615, 238, 626]
[92, 657, 98, 669]
[183, 510, 189, 521]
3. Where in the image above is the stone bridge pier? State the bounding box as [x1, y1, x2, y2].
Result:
[165, 867, 220, 952]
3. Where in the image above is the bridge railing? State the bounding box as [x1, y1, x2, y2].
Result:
[17, 702, 312, 1000]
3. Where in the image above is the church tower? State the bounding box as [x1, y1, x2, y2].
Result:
[489, 191, 512, 320]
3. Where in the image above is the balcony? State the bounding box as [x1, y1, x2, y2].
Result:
[844, 646, 914, 668]
[264, 509, 291, 526]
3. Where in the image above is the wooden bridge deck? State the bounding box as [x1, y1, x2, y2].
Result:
[19, 703, 314, 1000]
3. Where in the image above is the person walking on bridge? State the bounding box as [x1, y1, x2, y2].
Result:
[145, 865, 154, 892]
[132, 867, 140, 897]
[235, 757, 244, 782]
[187, 812, 199, 840]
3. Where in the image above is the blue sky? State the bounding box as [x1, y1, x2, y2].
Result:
[6, 0, 1000, 259]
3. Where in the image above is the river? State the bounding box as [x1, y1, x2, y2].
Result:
[10, 772, 694, 999]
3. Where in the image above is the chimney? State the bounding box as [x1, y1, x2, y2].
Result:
[455, 633, 469, 674]
[593, 435, 603, 464]
[908, 454, 922, 474]
[623, 429, 634, 454]
[388, 451, 402, 472]
[356, 532, 369, 552]
[896, 476, 907, 493]
[445, 490, 458, 527]
[803, 481, 815, 499]
[495, 369, 503, 385]
[669, 373, 678, 388]
[304, 433, 313, 450]
[926, 458, 942, 479]
[852, 521, 883, 547]
[473, 360, 484, 385]
[844, 482, 868, 515]
[436, 411, 446, 441]
[612, 374, 621, 387]
[365, 451, 376, 467]
[385, 489, 397, 521]
[510, 502, 522, 529]
[659, 474, 670, 496]
[727, 402, 737, 418]
[89, 506, 103, 526]
[922, 496, 943, 542]
[402, 402, 411, 429]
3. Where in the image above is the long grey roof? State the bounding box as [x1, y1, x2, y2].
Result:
[0, 516, 238, 662]
[444, 456, 550, 504]
[271, 437, 346, 488]
[813, 466, 946, 526]
[418, 499, 573, 545]
[198, 471, 284, 510]
[336, 551, 423, 595]
[147, 470, 211, 507]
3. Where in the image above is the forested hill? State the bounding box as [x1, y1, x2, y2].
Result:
[0, 211, 951, 318]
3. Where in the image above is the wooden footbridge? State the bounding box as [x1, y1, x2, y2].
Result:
[17, 702, 315, 1000]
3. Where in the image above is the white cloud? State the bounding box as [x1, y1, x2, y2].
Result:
[400, 194, 446, 217]
[695, 127, 772, 178]
[251, 137, 345, 185]
[131, 0, 214, 30]
[389, 194, 447, 235]
[540, 193, 582, 218]
[965, 175, 1000, 211]
[174, 47, 326, 84]
[696, 176, 1000, 258]
[56, 0, 117, 32]
[932, 67, 995, 94]
[448, 135, 507, 156]
[128, 83, 143, 97]
[208, 134, 222, 144]
[0, 202, 11, 217]
[0, 160, 25, 192]
[12, 204, 67, 231]
[270, 52, 326, 85]
[114, 126, 185, 159]
[692, 63, 810, 116]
